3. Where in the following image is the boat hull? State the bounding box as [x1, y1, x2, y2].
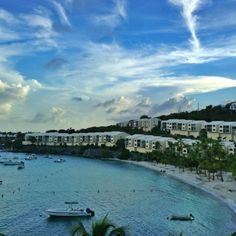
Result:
[46, 209, 93, 217]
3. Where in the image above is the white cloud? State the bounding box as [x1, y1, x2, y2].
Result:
[93, 0, 127, 29]
[0, 103, 12, 116]
[115, 0, 127, 19]
[0, 26, 19, 41]
[22, 14, 53, 29]
[150, 96, 194, 116]
[0, 8, 17, 24]
[0, 80, 29, 115]
[169, 0, 205, 50]
[52, 1, 71, 27]
[0, 66, 42, 117]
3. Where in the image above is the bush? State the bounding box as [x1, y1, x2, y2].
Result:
[118, 149, 130, 160]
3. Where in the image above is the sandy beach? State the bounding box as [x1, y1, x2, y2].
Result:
[122, 160, 236, 214]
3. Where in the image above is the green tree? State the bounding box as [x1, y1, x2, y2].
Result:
[101, 150, 113, 159]
[72, 215, 126, 236]
[140, 115, 150, 119]
[118, 149, 130, 160]
[12, 132, 24, 150]
[116, 139, 125, 150]
[28, 136, 37, 145]
[199, 129, 207, 140]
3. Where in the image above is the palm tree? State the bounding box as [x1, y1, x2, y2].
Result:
[72, 215, 127, 236]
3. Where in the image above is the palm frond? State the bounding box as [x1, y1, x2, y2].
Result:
[92, 215, 115, 236]
[109, 226, 127, 236]
[71, 222, 90, 236]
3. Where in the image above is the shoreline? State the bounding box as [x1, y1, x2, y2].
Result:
[116, 160, 236, 215]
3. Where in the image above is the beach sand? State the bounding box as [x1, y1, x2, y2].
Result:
[122, 160, 236, 214]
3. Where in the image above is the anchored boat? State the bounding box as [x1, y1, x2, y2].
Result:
[46, 201, 95, 217]
[25, 154, 37, 160]
[168, 214, 194, 221]
[54, 158, 66, 163]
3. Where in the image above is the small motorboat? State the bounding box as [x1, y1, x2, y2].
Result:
[3, 160, 21, 166]
[17, 161, 25, 169]
[46, 201, 95, 217]
[168, 214, 194, 221]
[25, 154, 37, 160]
[54, 158, 66, 163]
[0, 180, 2, 185]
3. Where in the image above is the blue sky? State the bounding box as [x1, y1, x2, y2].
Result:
[0, 0, 236, 131]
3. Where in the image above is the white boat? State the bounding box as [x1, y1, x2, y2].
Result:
[25, 154, 37, 160]
[54, 158, 66, 163]
[46, 201, 95, 217]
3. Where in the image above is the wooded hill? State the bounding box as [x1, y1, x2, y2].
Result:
[159, 103, 236, 122]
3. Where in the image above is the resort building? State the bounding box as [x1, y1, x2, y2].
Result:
[23, 131, 129, 147]
[117, 117, 160, 132]
[160, 119, 236, 141]
[229, 102, 236, 111]
[161, 119, 205, 138]
[23, 131, 235, 156]
[176, 138, 200, 155]
[125, 134, 175, 153]
[205, 121, 236, 141]
[220, 141, 236, 155]
[0, 133, 17, 143]
[137, 117, 160, 132]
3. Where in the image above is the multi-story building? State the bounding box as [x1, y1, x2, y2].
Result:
[125, 134, 175, 153]
[229, 102, 236, 111]
[220, 141, 236, 155]
[138, 117, 160, 132]
[217, 122, 236, 141]
[161, 119, 236, 141]
[161, 119, 205, 138]
[23, 132, 129, 147]
[117, 117, 160, 132]
[204, 121, 236, 141]
[0, 133, 17, 144]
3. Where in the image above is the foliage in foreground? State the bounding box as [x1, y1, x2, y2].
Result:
[71, 215, 126, 236]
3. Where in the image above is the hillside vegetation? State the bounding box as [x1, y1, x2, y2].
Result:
[159, 104, 236, 122]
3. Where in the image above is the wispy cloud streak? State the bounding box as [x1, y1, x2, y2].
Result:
[169, 0, 205, 50]
[93, 0, 127, 29]
[52, 1, 71, 27]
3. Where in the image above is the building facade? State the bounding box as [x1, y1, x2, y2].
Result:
[125, 134, 176, 153]
[117, 117, 160, 132]
[23, 132, 129, 147]
[161, 119, 205, 138]
[230, 102, 236, 111]
[205, 121, 236, 141]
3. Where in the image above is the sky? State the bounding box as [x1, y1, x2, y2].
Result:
[0, 0, 236, 132]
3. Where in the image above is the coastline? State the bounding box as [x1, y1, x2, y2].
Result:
[117, 160, 236, 215]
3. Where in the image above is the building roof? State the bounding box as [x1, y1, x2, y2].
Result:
[205, 121, 224, 125]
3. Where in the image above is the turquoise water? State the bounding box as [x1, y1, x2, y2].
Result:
[0, 152, 236, 236]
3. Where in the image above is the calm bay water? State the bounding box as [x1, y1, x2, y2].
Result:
[0, 152, 236, 236]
